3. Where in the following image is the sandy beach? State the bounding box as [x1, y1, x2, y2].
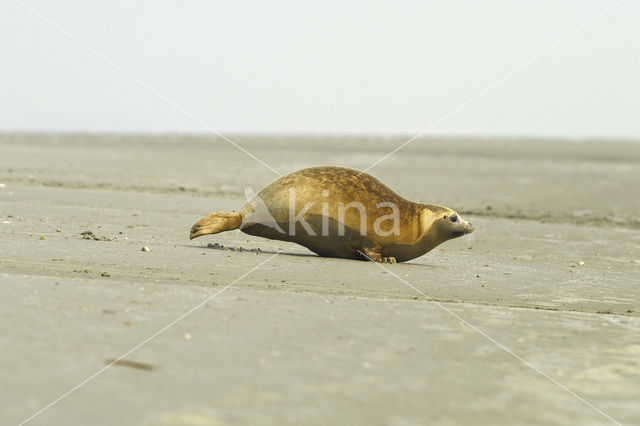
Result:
[1, 133, 639, 425]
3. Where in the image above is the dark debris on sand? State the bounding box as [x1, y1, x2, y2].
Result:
[207, 242, 262, 253]
[80, 230, 112, 241]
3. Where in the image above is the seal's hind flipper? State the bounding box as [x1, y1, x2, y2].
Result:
[190, 212, 242, 240]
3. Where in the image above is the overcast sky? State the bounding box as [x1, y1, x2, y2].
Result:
[1, 0, 638, 139]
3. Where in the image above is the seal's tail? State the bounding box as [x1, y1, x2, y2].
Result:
[190, 212, 242, 240]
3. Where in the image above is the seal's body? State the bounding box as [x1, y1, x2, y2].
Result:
[190, 166, 473, 263]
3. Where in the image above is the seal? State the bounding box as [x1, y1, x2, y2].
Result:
[190, 166, 473, 263]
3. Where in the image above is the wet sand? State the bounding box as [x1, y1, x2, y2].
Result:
[1, 133, 639, 425]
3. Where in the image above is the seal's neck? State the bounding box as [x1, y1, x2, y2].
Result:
[418, 226, 448, 254]
[417, 206, 453, 254]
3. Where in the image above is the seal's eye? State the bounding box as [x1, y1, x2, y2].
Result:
[450, 215, 458, 223]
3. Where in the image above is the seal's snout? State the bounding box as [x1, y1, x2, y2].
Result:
[466, 222, 474, 234]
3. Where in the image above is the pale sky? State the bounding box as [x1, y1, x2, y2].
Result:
[1, 0, 639, 139]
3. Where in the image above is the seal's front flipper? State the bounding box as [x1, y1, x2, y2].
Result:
[190, 212, 242, 240]
[358, 247, 397, 264]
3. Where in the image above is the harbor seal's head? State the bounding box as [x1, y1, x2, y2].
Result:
[431, 208, 474, 239]
[383, 204, 474, 261]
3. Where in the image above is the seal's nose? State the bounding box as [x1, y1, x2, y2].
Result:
[466, 223, 474, 233]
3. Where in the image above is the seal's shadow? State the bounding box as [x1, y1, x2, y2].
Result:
[183, 243, 436, 267]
